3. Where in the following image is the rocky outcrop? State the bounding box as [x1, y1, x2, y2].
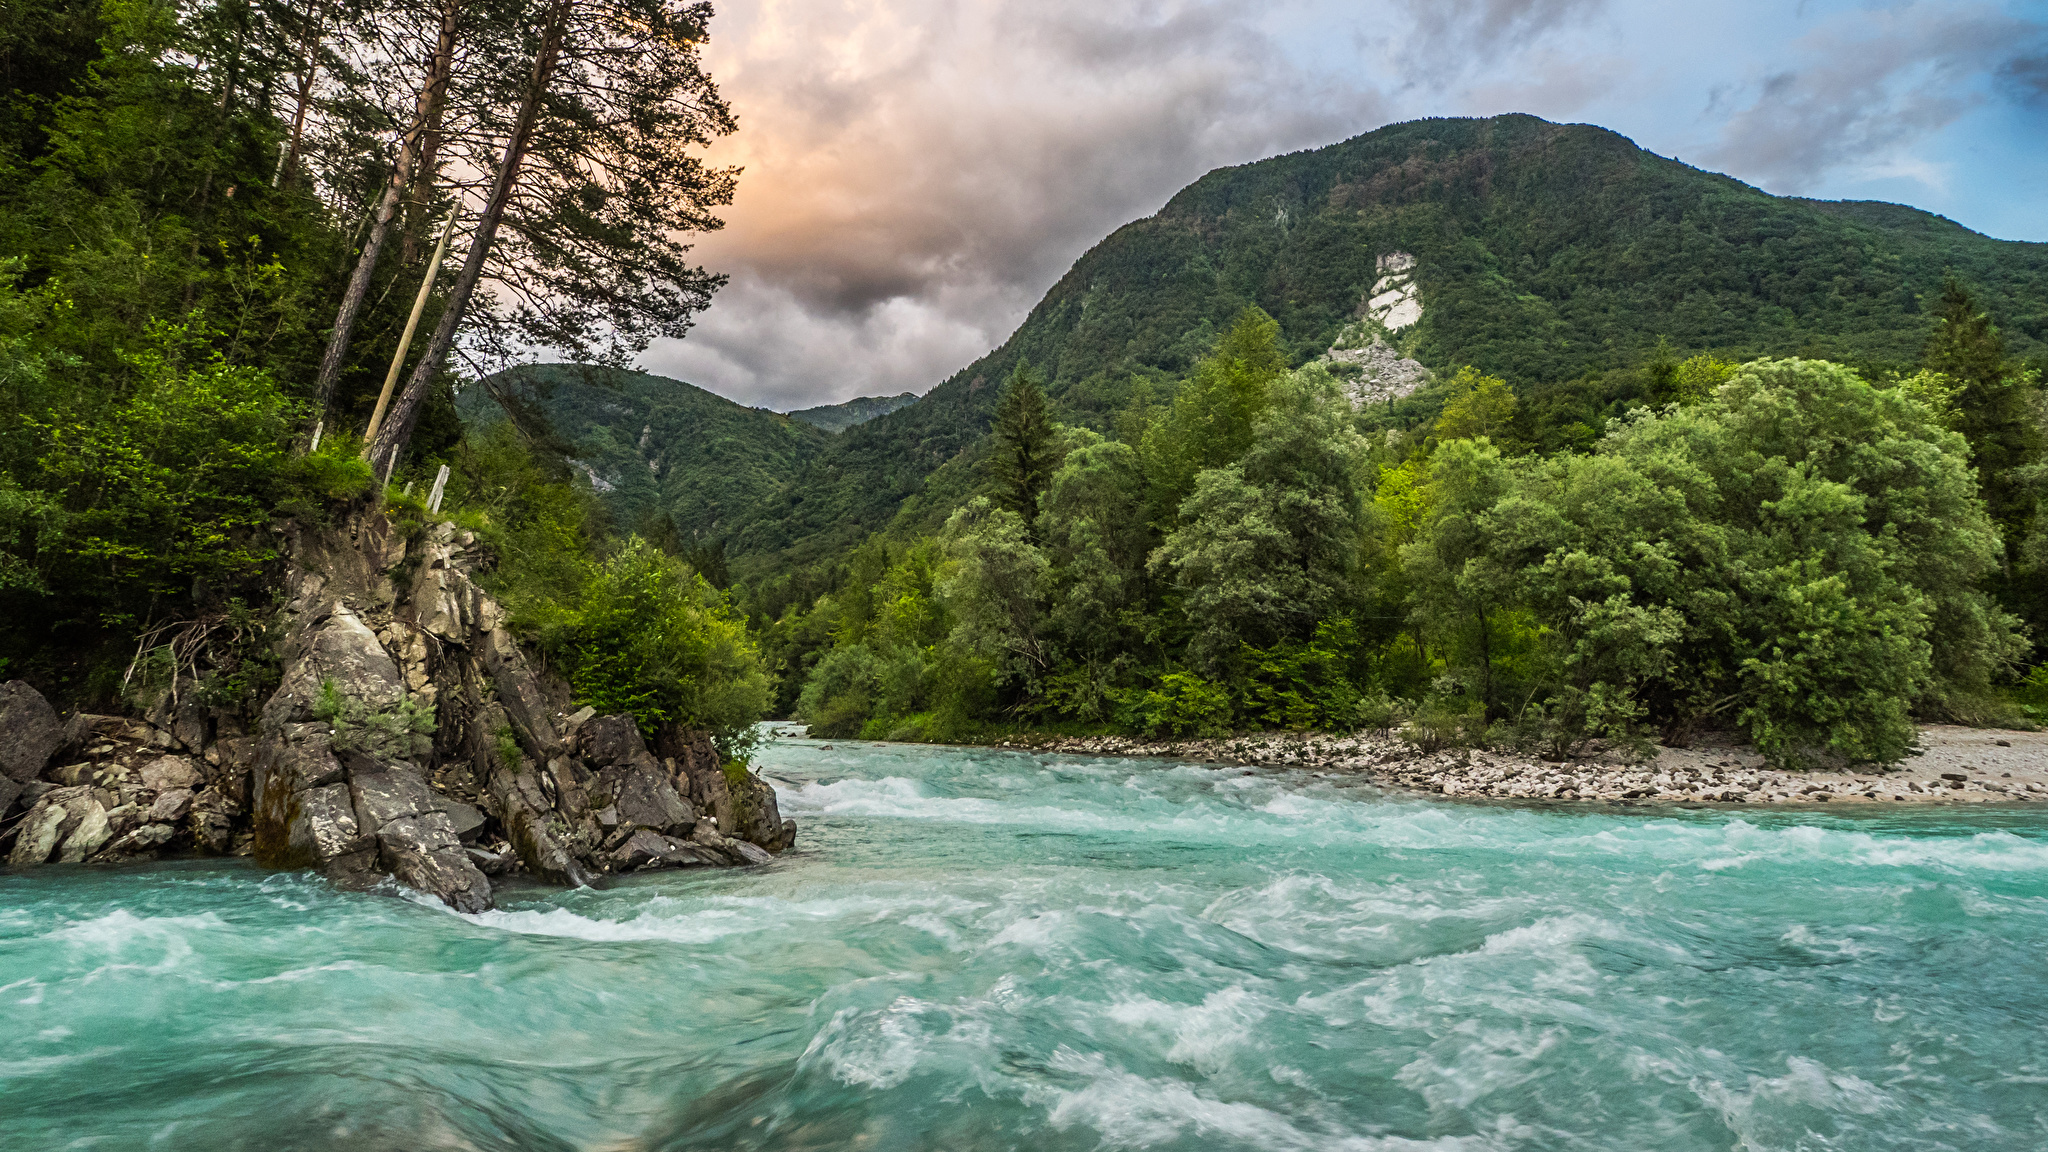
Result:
[0, 705, 258, 868]
[245, 510, 794, 909]
[1, 507, 796, 911]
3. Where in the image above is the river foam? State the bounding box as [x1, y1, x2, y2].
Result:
[2, 735, 2043, 1150]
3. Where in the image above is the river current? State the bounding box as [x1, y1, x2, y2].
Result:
[4, 730, 2046, 1150]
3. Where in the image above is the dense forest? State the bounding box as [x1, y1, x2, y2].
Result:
[0, 0, 777, 757]
[762, 287, 2048, 765]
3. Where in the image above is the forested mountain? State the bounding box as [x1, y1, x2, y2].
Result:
[788, 393, 920, 433]
[463, 364, 828, 544]
[721, 114, 2048, 576]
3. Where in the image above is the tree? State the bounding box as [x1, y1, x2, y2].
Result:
[1039, 433, 1151, 659]
[309, 0, 463, 422]
[1140, 305, 1286, 525]
[986, 359, 1058, 526]
[1153, 364, 1366, 666]
[1923, 276, 2041, 568]
[937, 497, 1051, 687]
[365, 0, 736, 476]
[1434, 366, 1518, 443]
[1477, 358, 2021, 764]
[562, 535, 769, 748]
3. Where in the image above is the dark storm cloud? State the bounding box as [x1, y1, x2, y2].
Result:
[1704, 2, 2048, 193]
[2000, 51, 2048, 106]
[644, 0, 1402, 410]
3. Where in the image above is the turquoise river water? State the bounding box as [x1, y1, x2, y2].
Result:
[4, 730, 2048, 1150]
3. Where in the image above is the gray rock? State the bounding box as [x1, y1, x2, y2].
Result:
[55, 801, 113, 863]
[655, 843, 724, 867]
[0, 680, 63, 783]
[440, 799, 486, 843]
[465, 846, 514, 876]
[48, 763, 96, 787]
[0, 774, 22, 820]
[291, 782, 376, 874]
[607, 828, 674, 871]
[95, 822, 174, 860]
[597, 755, 695, 834]
[149, 788, 196, 823]
[347, 764, 491, 912]
[140, 756, 204, 792]
[7, 786, 92, 866]
[727, 839, 774, 866]
[189, 788, 237, 855]
[577, 715, 644, 766]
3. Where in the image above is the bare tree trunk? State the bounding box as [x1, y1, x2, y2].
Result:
[308, 0, 463, 425]
[274, 1, 324, 190]
[367, 0, 570, 477]
[401, 75, 452, 264]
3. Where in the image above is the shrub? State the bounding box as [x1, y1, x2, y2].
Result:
[560, 537, 771, 756]
[1122, 671, 1233, 738]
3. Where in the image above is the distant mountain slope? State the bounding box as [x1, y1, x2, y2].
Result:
[719, 113, 2048, 576]
[465, 364, 830, 541]
[788, 393, 921, 433]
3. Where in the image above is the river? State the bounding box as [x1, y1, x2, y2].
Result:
[4, 729, 2046, 1150]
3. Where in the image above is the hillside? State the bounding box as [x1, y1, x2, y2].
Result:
[719, 113, 2048, 575]
[788, 393, 921, 433]
[464, 364, 830, 542]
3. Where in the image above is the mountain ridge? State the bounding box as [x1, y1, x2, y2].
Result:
[712, 114, 2047, 578]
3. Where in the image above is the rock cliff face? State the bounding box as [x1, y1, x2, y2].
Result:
[0, 506, 794, 910]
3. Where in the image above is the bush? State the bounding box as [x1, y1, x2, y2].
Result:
[558, 537, 771, 757]
[1121, 670, 1233, 738]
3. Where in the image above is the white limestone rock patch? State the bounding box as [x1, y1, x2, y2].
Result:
[1315, 251, 1431, 408]
[1366, 251, 1421, 332]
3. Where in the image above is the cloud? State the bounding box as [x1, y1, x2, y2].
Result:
[623, 0, 2045, 411]
[1703, 2, 2048, 193]
[642, 0, 1396, 410]
[1398, 0, 1607, 60]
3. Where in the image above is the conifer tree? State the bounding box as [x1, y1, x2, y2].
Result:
[1925, 276, 2041, 568]
[988, 360, 1058, 527]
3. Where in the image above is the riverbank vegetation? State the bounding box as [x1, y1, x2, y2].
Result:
[767, 296, 2045, 767]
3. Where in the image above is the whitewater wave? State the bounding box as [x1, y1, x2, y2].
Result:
[774, 772, 2048, 877]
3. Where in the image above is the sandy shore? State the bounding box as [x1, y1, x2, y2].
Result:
[1013, 724, 2048, 806]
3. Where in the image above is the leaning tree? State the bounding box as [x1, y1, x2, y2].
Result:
[361, 0, 736, 476]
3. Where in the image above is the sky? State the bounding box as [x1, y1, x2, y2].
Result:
[634, 0, 2048, 412]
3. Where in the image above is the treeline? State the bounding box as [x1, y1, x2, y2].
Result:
[0, 0, 754, 744]
[758, 284, 2047, 765]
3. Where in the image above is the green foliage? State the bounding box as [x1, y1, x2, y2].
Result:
[27, 315, 296, 614]
[1139, 306, 1287, 525]
[312, 677, 438, 758]
[720, 114, 2048, 581]
[555, 537, 771, 754]
[1236, 620, 1367, 731]
[986, 360, 1061, 525]
[1428, 359, 2022, 766]
[1434, 367, 1518, 443]
[1153, 363, 1367, 664]
[1122, 671, 1232, 739]
[460, 364, 831, 550]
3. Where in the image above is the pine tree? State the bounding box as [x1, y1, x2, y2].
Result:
[988, 360, 1058, 528]
[1925, 276, 2040, 566]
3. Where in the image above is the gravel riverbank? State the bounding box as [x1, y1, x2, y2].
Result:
[1006, 724, 2048, 806]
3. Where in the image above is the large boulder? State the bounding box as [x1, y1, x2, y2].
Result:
[0, 681, 63, 787]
